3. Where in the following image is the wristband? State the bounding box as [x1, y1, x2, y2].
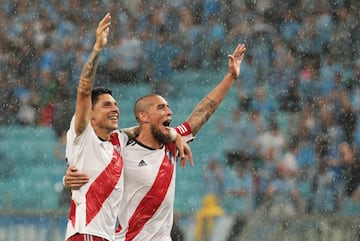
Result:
[169, 128, 177, 142]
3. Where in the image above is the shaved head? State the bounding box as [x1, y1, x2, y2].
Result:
[133, 94, 173, 144]
[134, 94, 161, 121]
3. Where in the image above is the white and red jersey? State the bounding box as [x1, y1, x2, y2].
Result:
[115, 122, 193, 241]
[65, 116, 128, 241]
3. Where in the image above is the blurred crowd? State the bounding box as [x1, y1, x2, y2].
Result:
[1, 0, 360, 226]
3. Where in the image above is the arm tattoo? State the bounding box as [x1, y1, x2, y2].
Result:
[79, 50, 100, 88]
[187, 97, 219, 135]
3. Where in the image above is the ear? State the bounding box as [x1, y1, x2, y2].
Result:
[90, 109, 96, 120]
[137, 111, 150, 123]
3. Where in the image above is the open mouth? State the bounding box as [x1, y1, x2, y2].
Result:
[163, 119, 171, 130]
[109, 114, 118, 121]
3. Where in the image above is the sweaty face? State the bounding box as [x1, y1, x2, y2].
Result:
[91, 94, 119, 134]
[147, 96, 173, 144]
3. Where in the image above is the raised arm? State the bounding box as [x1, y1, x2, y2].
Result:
[74, 13, 111, 136]
[186, 44, 246, 135]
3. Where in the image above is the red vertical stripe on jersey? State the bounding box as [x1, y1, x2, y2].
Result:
[69, 199, 76, 227]
[85, 132, 123, 225]
[115, 223, 122, 233]
[125, 144, 176, 241]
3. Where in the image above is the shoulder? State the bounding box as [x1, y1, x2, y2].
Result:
[112, 130, 129, 142]
[126, 138, 137, 146]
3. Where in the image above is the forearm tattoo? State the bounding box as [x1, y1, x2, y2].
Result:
[79, 50, 100, 90]
[188, 97, 219, 135]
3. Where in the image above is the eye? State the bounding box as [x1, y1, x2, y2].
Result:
[103, 101, 111, 107]
[158, 104, 166, 110]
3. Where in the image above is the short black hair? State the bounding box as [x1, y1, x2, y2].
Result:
[91, 87, 113, 107]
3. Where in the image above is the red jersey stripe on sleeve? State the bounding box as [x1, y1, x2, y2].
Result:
[174, 122, 191, 136]
[175, 122, 194, 142]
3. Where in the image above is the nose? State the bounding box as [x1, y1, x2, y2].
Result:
[167, 106, 172, 115]
[111, 103, 119, 113]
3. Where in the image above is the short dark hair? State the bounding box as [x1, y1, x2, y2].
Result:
[91, 87, 113, 107]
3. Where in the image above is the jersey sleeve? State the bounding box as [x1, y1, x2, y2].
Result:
[174, 122, 194, 143]
[117, 130, 129, 151]
[65, 115, 94, 166]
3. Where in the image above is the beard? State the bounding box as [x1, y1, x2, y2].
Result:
[151, 126, 172, 144]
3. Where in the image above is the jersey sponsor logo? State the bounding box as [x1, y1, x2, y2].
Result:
[138, 160, 148, 167]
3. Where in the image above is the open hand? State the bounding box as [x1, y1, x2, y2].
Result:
[94, 13, 111, 51]
[228, 44, 246, 79]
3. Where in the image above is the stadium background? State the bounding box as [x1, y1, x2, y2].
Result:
[0, 0, 360, 240]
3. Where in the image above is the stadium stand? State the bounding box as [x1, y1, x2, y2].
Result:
[1, 0, 359, 240]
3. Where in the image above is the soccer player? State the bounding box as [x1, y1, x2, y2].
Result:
[64, 13, 191, 241]
[65, 43, 246, 240]
[64, 13, 125, 241]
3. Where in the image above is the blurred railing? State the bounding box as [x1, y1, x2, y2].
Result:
[1, 210, 360, 241]
[237, 214, 360, 241]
